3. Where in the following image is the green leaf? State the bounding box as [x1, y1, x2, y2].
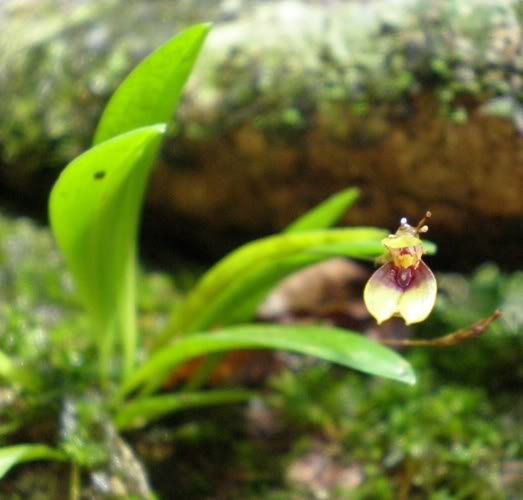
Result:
[0, 350, 19, 382]
[307, 241, 386, 260]
[94, 23, 210, 145]
[180, 187, 366, 331]
[197, 253, 323, 329]
[122, 324, 415, 397]
[115, 389, 254, 430]
[51, 23, 210, 379]
[162, 227, 387, 341]
[189, 239, 388, 331]
[311, 239, 437, 259]
[0, 445, 66, 479]
[49, 125, 165, 378]
[0, 350, 40, 390]
[423, 240, 437, 255]
[285, 187, 360, 233]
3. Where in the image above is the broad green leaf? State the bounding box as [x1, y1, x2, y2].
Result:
[115, 389, 254, 430]
[311, 240, 437, 259]
[190, 239, 389, 331]
[177, 187, 369, 331]
[94, 23, 210, 144]
[161, 227, 387, 342]
[122, 324, 415, 397]
[49, 125, 165, 376]
[197, 253, 324, 329]
[285, 187, 360, 233]
[308, 241, 384, 259]
[0, 445, 66, 479]
[179, 251, 328, 391]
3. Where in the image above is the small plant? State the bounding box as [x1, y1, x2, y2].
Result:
[0, 24, 416, 491]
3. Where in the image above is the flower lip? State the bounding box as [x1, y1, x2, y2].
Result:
[364, 260, 437, 324]
[364, 211, 436, 325]
[396, 266, 414, 289]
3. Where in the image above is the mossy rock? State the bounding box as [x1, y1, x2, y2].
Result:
[2, 0, 523, 265]
[0, 211, 521, 498]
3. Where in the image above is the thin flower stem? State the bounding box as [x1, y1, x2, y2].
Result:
[380, 310, 502, 348]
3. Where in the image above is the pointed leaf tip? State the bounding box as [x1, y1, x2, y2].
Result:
[94, 24, 211, 144]
[123, 324, 416, 396]
[151, 123, 168, 134]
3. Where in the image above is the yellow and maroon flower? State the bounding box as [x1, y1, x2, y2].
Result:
[364, 212, 437, 325]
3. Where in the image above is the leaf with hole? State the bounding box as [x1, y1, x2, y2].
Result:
[49, 125, 165, 376]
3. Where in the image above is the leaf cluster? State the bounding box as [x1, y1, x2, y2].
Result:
[0, 24, 415, 490]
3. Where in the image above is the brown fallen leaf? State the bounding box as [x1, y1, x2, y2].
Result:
[258, 258, 369, 320]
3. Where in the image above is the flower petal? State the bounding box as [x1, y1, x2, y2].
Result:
[364, 262, 402, 324]
[398, 260, 437, 325]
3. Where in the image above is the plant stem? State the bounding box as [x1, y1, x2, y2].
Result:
[69, 463, 80, 500]
[120, 255, 137, 381]
[99, 321, 115, 385]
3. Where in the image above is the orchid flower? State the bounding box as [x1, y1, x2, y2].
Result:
[364, 212, 437, 325]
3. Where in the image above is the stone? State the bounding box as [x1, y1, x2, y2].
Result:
[2, 0, 523, 266]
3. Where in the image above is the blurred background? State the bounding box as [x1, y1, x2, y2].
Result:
[1, 0, 523, 498]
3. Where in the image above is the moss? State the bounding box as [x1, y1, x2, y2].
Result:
[3, 0, 523, 173]
[0, 211, 184, 373]
[178, 0, 523, 137]
[266, 364, 521, 499]
[0, 214, 80, 377]
[257, 263, 523, 499]
[0, 211, 521, 498]
[0, 463, 69, 500]
[0, 212, 178, 442]
[415, 263, 523, 389]
[0, 0, 237, 171]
